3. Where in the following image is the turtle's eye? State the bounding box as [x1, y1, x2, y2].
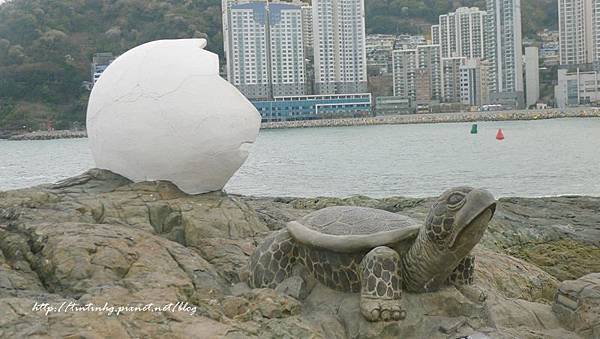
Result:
[447, 192, 465, 206]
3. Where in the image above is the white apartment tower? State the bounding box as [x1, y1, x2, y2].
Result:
[431, 25, 440, 45]
[312, 0, 368, 94]
[227, 2, 305, 99]
[558, 0, 598, 65]
[300, 3, 313, 55]
[596, 0, 600, 61]
[223, 0, 245, 81]
[525, 46, 540, 107]
[433, 7, 486, 59]
[392, 49, 417, 100]
[485, 0, 524, 106]
[269, 3, 307, 97]
[301, 3, 314, 94]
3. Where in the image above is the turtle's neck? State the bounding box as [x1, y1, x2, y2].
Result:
[400, 229, 462, 292]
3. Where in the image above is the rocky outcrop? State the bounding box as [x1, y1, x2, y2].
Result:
[553, 273, 600, 338]
[1, 169, 598, 338]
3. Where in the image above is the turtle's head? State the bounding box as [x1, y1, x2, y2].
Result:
[424, 187, 496, 252]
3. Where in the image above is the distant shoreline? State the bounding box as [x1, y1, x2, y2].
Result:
[2, 108, 599, 140]
[260, 108, 600, 129]
[6, 130, 87, 141]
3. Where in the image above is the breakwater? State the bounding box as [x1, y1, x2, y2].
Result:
[261, 108, 600, 129]
[4, 109, 600, 139]
[9, 130, 87, 140]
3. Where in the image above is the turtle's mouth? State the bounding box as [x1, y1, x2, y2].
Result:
[449, 189, 496, 249]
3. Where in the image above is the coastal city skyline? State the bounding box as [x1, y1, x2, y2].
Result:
[85, 0, 600, 122]
[217, 0, 531, 120]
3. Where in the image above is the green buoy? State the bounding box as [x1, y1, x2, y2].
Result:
[470, 124, 478, 134]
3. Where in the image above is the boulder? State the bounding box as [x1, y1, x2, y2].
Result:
[553, 273, 600, 338]
[275, 276, 311, 300]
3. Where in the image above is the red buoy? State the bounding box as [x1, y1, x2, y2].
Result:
[496, 128, 505, 140]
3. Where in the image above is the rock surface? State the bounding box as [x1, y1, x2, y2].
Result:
[553, 273, 600, 338]
[0, 169, 598, 338]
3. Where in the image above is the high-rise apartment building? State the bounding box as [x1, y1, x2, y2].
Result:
[485, 0, 524, 107]
[596, 0, 600, 61]
[299, 3, 313, 56]
[268, 3, 307, 97]
[416, 45, 442, 101]
[431, 25, 440, 45]
[392, 49, 417, 100]
[312, 0, 368, 94]
[558, 0, 597, 65]
[392, 45, 442, 102]
[442, 57, 467, 102]
[222, 0, 244, 80]
[525, 47, 540, 107]
[433, 7, 486, 59]
[228, 3, 269, 99]
[460, 59, 490, 107]
[299, 2, 314, 94]
[227, 2, 306, 99]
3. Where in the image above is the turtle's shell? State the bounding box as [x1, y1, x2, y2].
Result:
[287, 206, 421, 253]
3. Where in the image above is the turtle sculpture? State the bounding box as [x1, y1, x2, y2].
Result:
[248, 187, 497, 322]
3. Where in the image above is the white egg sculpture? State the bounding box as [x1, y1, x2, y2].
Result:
[86, 39, 261, 194]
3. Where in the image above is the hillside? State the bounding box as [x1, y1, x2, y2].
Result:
[0, 0, 223, 132]
[0, 0, 557, 132]
[366, 0, 557, 37]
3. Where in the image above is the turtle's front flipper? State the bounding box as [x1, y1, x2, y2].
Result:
[360, 246, 405, 322]
[248, 229, 297, 289]
[447, 254, 487, 302]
